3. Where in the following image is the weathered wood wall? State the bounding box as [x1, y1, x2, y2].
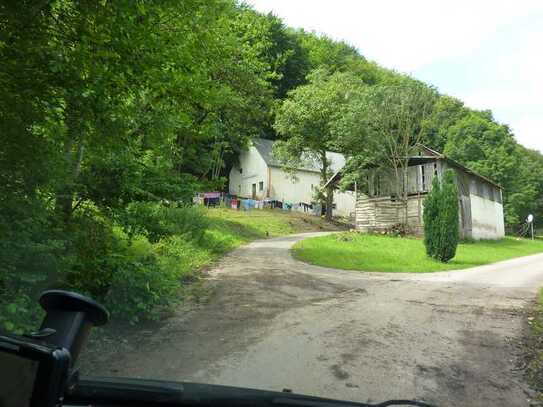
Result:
[355, 194, 425, 235]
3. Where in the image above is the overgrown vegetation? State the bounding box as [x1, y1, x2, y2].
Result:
[423, 170, 460, 262]
[292, 233, 543, 273]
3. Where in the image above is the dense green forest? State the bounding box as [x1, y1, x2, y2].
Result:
[1, 1, 542, 329]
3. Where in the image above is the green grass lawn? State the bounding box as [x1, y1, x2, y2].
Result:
[291, 232, 543, 273]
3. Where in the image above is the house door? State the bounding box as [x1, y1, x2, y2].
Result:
[252, 183, 256, 199]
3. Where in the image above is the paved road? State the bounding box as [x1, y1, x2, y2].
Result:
[82, 233, 543, 406]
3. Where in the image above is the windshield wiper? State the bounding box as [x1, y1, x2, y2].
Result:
[65, 377, 435, 407]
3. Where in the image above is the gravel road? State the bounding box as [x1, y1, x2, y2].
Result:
[81, 232, 543, 406]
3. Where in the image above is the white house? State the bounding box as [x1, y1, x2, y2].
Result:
[228, 138, 356, 218]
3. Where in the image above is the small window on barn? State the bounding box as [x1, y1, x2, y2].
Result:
[489, 187, 497, 202]
[476, 180, 484, 197]
[239, 168, 243, 174]
[496, 188, 502, 204]
[469, 179, 477, 195]
[433, 163, 438, 176]
[259, 181, 264, 191]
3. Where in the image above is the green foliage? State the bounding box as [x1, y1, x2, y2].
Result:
[274, 69, 366, 218]
[62, 210, 117, 298]
[424, 170, 459, 262]
[334, 80, 438, 217]
[120, 203, 209, 244]
[0, 291, 44, 334]
[103, 235, 180, 324]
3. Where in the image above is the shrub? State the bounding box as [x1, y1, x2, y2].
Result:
[104, 251, 180, 324]
[154, 236, 208, 282]
[0, 290, 44, 334]
[423, 169, 459, 262]
[62, 209, 117, 298]
[158, 205, 209, 243]
[120, 203, 208, 243]
[104, 233, 210, 323]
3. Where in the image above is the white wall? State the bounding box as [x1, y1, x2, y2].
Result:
[229, 146, 269, 199]
[269, 167, 321, 203]
[469, 194, 505, 240]
[333, 190, 356, 218]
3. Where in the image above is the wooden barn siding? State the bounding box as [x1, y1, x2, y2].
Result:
[356, 195, 424, 234]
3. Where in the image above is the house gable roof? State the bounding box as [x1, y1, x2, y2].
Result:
[251, 138, 345, 174]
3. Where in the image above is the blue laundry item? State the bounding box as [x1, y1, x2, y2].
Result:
[241, 199, 256, 210]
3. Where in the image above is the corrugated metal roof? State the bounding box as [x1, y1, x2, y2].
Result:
[252, 138, 346, 173]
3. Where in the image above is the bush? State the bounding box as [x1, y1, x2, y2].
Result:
[62, 209, 117, 298]
[423, 169, 459, 262]
[120, 203, 208, 243]
[104, 253, 180, 324]
[0, 290, 44, 334]
[104, 234, 210, 323]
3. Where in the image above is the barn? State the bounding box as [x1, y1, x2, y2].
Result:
[326, 145, 505, 240]
[228, 138, 356, 217]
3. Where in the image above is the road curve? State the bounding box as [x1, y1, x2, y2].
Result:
[82, 232, 543, 407]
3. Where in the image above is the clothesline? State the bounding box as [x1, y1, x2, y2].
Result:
[193, 192, 323, 216]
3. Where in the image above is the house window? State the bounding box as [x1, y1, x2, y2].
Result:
[259, 181, 264, 191]
[433, 163, 438, 176]
[239, 168, 243, 174]
[238, 184, 241, 194]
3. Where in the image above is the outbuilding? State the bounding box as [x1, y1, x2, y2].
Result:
[326, 145, 505, 240]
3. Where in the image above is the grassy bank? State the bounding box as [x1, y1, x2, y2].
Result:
[292, 232, 543, 273]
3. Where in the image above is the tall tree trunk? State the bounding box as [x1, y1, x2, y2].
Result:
[320, 150, 333, 221]
[55, 100, 85, 224]
[402, 163, 409, 230]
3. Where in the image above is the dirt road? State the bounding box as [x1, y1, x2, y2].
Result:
[81, 233, 543, 406]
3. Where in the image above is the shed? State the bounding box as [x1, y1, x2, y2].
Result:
[326, 145, 505, 240]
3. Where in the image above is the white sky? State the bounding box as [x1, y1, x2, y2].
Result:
[245, 0, 543, 153]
